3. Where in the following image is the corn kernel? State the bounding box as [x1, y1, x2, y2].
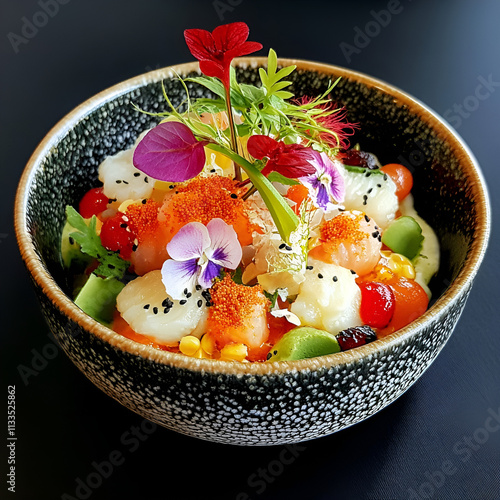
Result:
[220, 343, 248, 362]
[179, 336, 201, 356]
[387, 253, 416, 280]
[200, 334, 216, 355]
[118, 199, 140, 213]
[192, 347, 212, 359]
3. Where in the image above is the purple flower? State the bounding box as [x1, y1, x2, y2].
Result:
[161, 219, 242, 300]
[300, 151, 345, 210]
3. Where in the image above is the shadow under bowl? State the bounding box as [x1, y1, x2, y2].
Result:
[15, 59, 490, 445]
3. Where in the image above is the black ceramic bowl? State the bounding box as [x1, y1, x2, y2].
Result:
[15, 59, 490, 445]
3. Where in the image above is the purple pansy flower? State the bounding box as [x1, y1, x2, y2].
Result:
[299, 151, 345, 211]
[161, 218, 242, 300]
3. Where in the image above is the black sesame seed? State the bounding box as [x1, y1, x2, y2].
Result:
[383, 173, 388, 181]
[120, 223, 127, 228]
[306, 265, 313, 270]
[333, 276, 338, 282]
[183, 288, 188, 295]
[175, 191, 179, 194]
[108, 264, 115, 269]
[378, 235, 382, 242]
[69, 236, 74, 245]
[186, 292, 192, 298]
[197, 300, 202, 308]
[273, 350, 278, 355]
[169, 185, 175, 189]
[163, 308, 170, 314]
[116, 180, 122, 184]
[266, 352, 272, 360]
[210, 169, 216, 173]
[162, 298, 172, 308]
[372, 231, 379, 238]
[123, 180, 129, 185]
[374, 225, 379, 230]
[350, 269, 356, 275]
[338, 207, 345, 211]
[318, 273, 323, 279]
[367, 188, 373, 194]
[132, 243, 138, 252]
[279, 243, 286, 249]
[141, 199, 147, 204]
[377, 183, 382, 188]
[365, 172, 372, 177]
[179, 300, 187, 305]
[153, 307, 158, 314]
[285, 245, 293, 252]
[196, 285, 202, 291]
[133, 172, 141, 177]
[230, 193, 238, 199]
[144, 177, 149, 183]
[364, 214, 370, 223]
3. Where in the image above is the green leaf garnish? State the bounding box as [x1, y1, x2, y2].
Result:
[65, 206, 130, 279]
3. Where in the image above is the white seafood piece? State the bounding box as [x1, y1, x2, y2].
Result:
[116, 270, 208, 345]
[342, 167, 398, 229]
[290, 259, 362, 335]
[98, 147, 153, 204]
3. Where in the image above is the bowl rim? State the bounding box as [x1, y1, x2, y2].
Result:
[14, 58, 491, 376]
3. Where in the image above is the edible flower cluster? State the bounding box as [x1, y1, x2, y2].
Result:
[132, 21, 357, 300]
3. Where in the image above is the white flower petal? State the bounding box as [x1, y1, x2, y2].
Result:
[205, 218, 242, 269]
[161, 258, 199, 300]
[166, 222, 210, 261]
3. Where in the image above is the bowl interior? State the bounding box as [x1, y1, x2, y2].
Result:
[18, 60, 488, 330]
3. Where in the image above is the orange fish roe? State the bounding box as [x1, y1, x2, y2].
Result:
[168, 176, 243, 225]
[161, 176, 254, 246]
[209, 276, 268, 329]
[126, 200, 161, 243]
[320, 212, 365, 245]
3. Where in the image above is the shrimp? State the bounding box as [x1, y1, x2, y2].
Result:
[206, 276, 269, 357]
[309, 210, 382, 276]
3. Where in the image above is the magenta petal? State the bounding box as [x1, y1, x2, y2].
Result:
[198, 260, 222, 289]
[205, 218, 242, 269]
[167, 222, 210, 261]
[133, 122, 206, 182]
[161, 258, 199, 300]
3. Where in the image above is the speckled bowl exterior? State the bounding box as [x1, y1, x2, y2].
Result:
[15, 59, 490, 445]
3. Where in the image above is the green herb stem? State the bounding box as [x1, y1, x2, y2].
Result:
[224, 85, 242, 182]
[205, 143, 299, 243]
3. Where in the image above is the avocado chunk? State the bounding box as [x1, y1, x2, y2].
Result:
[381, 216, 424, 260]
[74, 274, 124, 326]
[60, 220, 92, 269]
[266, 326, 341, 361]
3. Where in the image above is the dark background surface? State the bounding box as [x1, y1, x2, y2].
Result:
[1, 1, 499, 499]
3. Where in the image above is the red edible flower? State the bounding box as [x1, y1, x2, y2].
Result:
[184, 22, 262, 88]
[247, 135, 317, 178]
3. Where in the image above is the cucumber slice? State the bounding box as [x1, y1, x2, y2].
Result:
[266, 326, 340, 361]
[381, 216, 424, 260]
[74, 274, 125, 326]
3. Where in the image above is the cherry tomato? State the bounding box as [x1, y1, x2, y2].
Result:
[358, 281, 395, 328]
[79, 187, 109, 218]
[99, 213, 136, 260]
[386, 277, 429, 332]
[381, 163, 413, 201]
